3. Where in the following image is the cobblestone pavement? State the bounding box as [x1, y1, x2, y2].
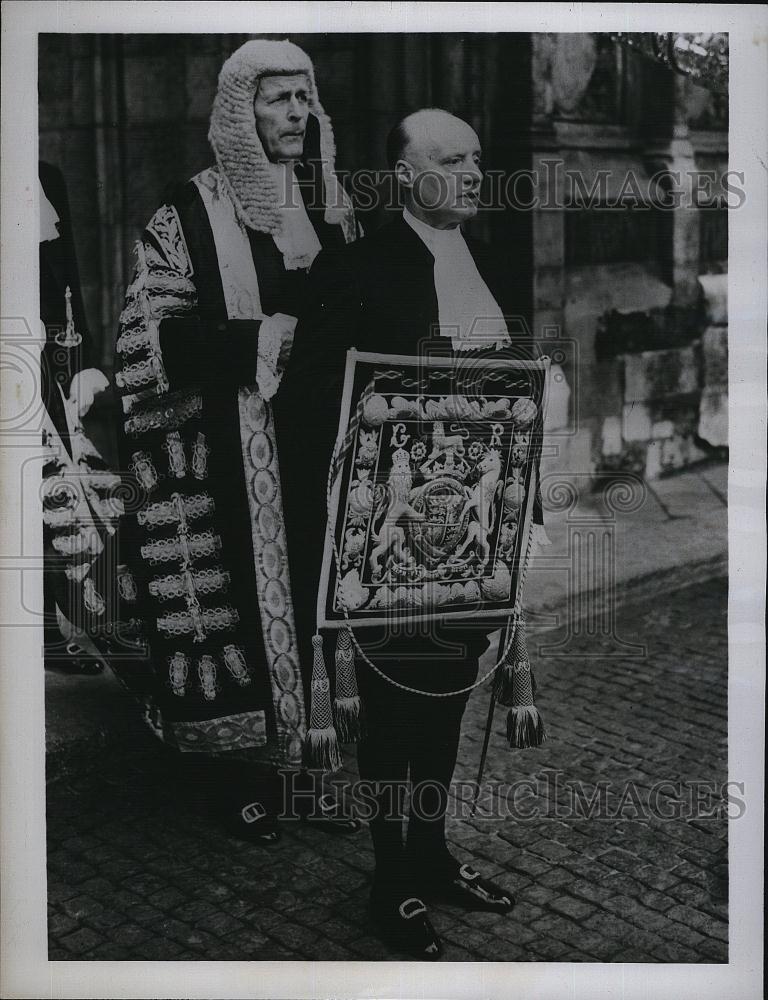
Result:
[47, 576, 728, 962]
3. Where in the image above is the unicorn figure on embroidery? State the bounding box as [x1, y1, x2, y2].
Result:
[454, 448, 503, 566]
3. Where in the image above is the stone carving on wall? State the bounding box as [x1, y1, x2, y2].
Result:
[551, 34, 598, 115]
[685, 77, 728, 131]
[611, 33, 728, 95]
[551, 33, 624, 123]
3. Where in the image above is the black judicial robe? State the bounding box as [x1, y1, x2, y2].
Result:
[112, 143, 353, 765]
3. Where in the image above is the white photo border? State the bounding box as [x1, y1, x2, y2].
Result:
[1, 3, 764, 998]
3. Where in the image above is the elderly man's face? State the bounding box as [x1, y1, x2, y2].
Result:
[253, 73, 310, 163]
[400, 113, 483, 227]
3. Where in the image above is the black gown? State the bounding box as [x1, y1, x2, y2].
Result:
[111, 129, 354, 768]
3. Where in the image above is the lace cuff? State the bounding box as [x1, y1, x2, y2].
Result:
[255, 313, 297, 401]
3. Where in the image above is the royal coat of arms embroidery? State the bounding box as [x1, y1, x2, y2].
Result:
[318, 351, 549, 630]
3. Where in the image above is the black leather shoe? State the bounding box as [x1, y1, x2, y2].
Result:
[225, 799, 281, 843]
[423, 863, 515, 913]
[370, 895, 442, 960]
[302, 792, 360, 835]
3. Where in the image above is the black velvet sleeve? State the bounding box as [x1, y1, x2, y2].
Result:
[286, 243, 360, 391]
[275, 244, 363, 673]
[158, 316, 263, 390]
[279, 242, 362, 501]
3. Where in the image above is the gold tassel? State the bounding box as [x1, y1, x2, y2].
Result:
[506, 703, 546, 749]
[500, 618, 546, 749]
[303, 634, 343, 772]
[495, 618, 528, 706]
[333, 626, 363, 743]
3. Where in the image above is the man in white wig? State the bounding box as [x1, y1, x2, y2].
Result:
[112, 39, 359, 841]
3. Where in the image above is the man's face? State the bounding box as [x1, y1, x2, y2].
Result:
[401, 114, 483, 226]
[253, 73, 310, 163]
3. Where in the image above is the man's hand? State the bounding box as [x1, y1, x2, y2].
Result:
[266, 312, 297, 369]
[68, 368, 109, 418]
[256, 313, 298, 401]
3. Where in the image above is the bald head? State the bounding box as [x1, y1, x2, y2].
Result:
[386, 108, 483, 229]
[387, 109, 478, 169]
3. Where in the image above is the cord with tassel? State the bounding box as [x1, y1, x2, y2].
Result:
[303, 634, 343, 772]
[333, 626, 363, 743]
[493, 616, 546, 749]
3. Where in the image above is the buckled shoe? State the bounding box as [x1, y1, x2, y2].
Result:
[423, 863, 515, 913]
[226, 799, 281, 843]
[301, 792, 360, 835]
[370, 894, 442, 960]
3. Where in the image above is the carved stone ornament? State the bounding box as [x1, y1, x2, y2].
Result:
[611, 33, 728, 94]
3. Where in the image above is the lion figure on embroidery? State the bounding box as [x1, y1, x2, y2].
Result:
[369, 449, 425, 579]
[420, 421, 469, 474]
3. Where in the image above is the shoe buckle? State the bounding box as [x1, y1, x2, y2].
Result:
[459, 864, 480, 881]
[241, 800, 267, 824]
[317, 793, 337, 815]
[399, 897, 427, 920]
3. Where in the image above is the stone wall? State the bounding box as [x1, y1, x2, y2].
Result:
[532, 33, 728, 481]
